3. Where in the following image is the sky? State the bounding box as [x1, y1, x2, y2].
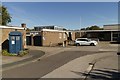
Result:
[2, 2, 118, 30]
[1, 0, 120, 2]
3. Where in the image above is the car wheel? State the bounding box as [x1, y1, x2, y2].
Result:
[90, 43, 95, 46]
[76, 43, 80, 46]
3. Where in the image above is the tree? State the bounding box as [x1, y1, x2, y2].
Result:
[86, 27, 90, 30]
[89, 25, 102, 30]
[81, 28, 86, 30]
[81, 25, 103, 30]
[0, 5, 12, 25]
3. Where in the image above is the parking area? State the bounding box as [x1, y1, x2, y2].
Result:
[98, 42, 118, 51]
[28, 41, 118, 55]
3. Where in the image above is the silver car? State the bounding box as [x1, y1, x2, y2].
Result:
[75, 38, 98, 46]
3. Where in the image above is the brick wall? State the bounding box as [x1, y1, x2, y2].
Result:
[42, 31, 67, 46]
[2, 29, 25, 43]
[71, 31, 75, 40]
[2, 28, 26, 50]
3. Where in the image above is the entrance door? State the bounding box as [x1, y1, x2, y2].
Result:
[33, 36, 42, 46]
[15, 36, 22, 53]
[68, 32, 72, 40]
[26, 36, 32, 45]
[10, 36, 16, 53]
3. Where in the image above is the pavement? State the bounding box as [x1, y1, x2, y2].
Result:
[2, 50, 45, 70]
[42, 51, 119, 79]
[1, 42, 120, 79]
[87, 53, 119, 80]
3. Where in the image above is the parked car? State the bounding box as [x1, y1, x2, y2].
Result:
[75, 38, 98, 46]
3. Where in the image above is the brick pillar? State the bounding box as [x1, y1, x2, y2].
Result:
[21, 23, 27, 48]
[31, 35, 34, 46]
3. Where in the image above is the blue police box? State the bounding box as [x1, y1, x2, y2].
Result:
[9, 31, 23, 54]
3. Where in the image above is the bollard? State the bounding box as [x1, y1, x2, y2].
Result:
[63, 42, 65, 47]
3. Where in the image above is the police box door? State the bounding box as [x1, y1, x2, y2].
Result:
[10, 36, 22, 53]
[15, 36, 22, 53]
[10, 36, 16, 53]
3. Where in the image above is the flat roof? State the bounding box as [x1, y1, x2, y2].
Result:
[75, 30, 120, 32]
[34, 25, 64, 28]
[86, 30, 120, 32]
[104, 24, 120, 26]
[41, 29, 66, 32]
[0, 26, 24, 30]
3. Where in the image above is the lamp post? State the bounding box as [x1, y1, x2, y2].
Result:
[80, 17, 81, 30]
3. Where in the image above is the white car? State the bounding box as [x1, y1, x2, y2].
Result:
[75, 38, 98, 46]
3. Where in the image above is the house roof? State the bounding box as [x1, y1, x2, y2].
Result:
[0, 26, 24, 30]
[41, 29, 66, 32]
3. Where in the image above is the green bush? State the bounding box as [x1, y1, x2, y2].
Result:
[2, 49, 29, 57]
[18, 50, 28, 57]
[2, 50, 17, 56]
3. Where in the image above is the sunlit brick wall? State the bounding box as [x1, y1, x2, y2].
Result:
[42, 31, 67, 46]
[2, 28, 26, 50]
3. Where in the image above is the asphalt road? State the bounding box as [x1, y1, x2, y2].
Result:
[2, 50, 103, 78]
[3, 50, 45, 69]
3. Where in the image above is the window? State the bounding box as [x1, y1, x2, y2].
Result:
[11, 36, 15, 40]
[81, 39, 88, 41]
[77, 39, 88, 41]
[113, 34, 118, 37]
[77, 39, 81, 41]
[16, 36, 20, 40]
[113, 37, 118, 41]
[87, 34, 91, 37]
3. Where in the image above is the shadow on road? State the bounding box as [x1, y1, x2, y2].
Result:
[71, 68, 120, 80]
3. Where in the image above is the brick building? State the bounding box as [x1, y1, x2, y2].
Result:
[103, 24, 119, 30]
[75, 24, 120, 41]
[26, 29, 75, 46]
[0, 24, 26, 52]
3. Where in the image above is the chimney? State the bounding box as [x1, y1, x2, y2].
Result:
[21, 23, 26, 28]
